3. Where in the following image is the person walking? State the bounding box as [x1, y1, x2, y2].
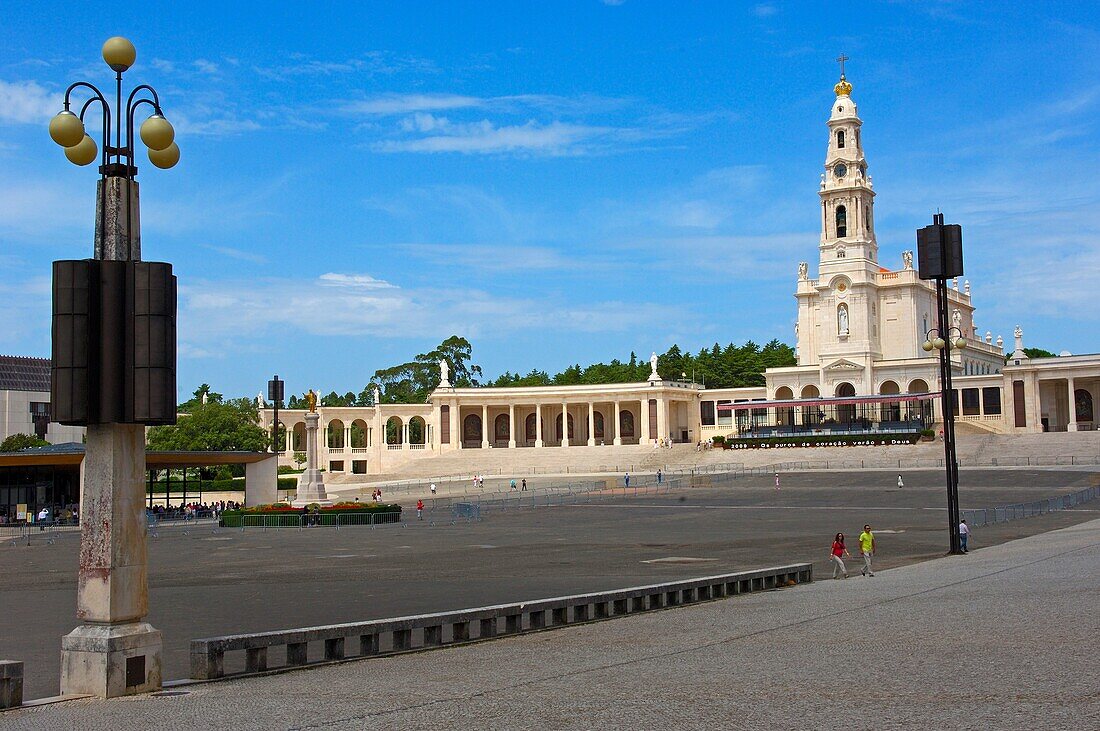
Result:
[510, 478, 517, 492]
[830, 532, 851, 579]
[624, 472, 630, 488]
[416, 499, 424, 521]
[657, 469, 663, 485]
[859, 524, 876, 577]
[897, 474, 904, 489]
[959, 519, 970, 553]
[774, 473, 781, 491]
[521, 478, 527, 491]
[430, 482, 437, 496]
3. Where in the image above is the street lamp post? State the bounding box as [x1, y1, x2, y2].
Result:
[48, 37, 180, 698]
[268, 375, 285, 454]
[917, 213, 966, 555]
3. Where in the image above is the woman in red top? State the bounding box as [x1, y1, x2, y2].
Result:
[830, 532, 851, 579]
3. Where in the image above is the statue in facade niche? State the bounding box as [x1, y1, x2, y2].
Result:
[798, 261, 808, 280]
[902, 250, 913, 269]
[837, 304, 849, 335]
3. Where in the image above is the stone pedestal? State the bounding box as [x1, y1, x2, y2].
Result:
[60, 424, 161, 697]
[293, 412, 331, 506]
[61, 622, 162, 697]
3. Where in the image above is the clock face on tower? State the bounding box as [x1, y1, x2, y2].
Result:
[834, 163, 847, 178]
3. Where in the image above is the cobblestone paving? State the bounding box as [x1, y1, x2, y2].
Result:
[6, 517, 1099, 730]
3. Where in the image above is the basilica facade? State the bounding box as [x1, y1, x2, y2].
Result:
[260, 72, 1099, 475]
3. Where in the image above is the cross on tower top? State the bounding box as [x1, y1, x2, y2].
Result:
[836, 53, 849, 78]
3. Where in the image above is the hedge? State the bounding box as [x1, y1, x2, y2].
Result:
[725, 433, 921, 449]
[220, 502, 401, 528]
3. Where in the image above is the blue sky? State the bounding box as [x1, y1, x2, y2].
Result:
[2, 1, 1099, 399]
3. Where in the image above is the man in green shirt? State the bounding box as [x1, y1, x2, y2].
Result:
[859, 524, 876, 577]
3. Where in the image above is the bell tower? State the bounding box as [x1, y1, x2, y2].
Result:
[818, 56, 877, 273]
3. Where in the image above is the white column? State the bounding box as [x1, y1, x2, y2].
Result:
[508, 403, 516, 448]
[535, 403, 544, 447]
[561, 402, 569, 447]
[1031, 373, 1043, 431]
[587, 402, 596, 446]
[642, 399, 651, 443]
[613, 400, 622, 445]
[656, 398, 669, 442]
[344, 425, 352, 452]
[403, 421, 409, 449]
[284, 426, 292, 455]
[482, 404, 489, 448]
[1067, 377, 1078, 431]
[452, 401, 461, 450]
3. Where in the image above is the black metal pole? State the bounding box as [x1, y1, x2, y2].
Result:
[936, 276, 962, 554]
[272, 399, 280, 454]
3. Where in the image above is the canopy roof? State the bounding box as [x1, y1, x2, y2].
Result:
[716, 391, 940, 412]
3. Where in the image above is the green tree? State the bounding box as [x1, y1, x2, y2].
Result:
[147, 398, 267, 453]
[178, 383, 223, 412]
[371, 335, 483, 404]
[0, 433, 50, 452]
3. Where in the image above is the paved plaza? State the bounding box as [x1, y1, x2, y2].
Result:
[2, 468, 1096, 700]
[5, 510, 1099, 728]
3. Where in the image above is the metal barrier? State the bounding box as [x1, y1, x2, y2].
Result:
[190, 563, 813, 681]
[962, 485, 1100, 528]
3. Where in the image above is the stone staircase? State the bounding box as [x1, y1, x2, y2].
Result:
[327, 431, 1100, 485]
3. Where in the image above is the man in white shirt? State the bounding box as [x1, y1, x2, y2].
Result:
[959, 519, 970, 553]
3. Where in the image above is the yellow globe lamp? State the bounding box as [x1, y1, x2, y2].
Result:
[921, 340, 933, 352]
[933, 337, 946, 350]
[955, 338, 967, 349]
[49, 111, 86, 148]
[140, 114, 175, 151]
[148, 141, 180, 169]
[102, 37, 136, 72]
[64, 134, 98, 166]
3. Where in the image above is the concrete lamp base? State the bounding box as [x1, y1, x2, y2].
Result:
[60, 622, 162, 697]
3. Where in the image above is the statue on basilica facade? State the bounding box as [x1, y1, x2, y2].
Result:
[648, 352, 660, 381]
[902, 250, 913, 269]
[837, 304, 849, 336]
[798, 261, 808, 280]
[439, 358, 451, 387]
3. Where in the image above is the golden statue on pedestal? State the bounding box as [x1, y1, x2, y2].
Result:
[306, 389, 317, 413]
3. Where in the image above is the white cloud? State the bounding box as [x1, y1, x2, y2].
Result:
[752, 3, 777, 17]
[0, 80, 57, 124]
[199, 243, 267, 264]
[375, 119, 615, 155]
[318, 273, 397, 289]
[398, 243, 577, 272]
[193, 59, 219, 74]
[346, 94, 482, 115]
[177, 272, 676, 350]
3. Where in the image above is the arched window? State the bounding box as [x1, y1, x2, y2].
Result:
[837, 303, 849, 335]
[494, 413, 510, 441]
[864, 202, 871, 229]
[525, 413, 538, 442]
[385, 416, 403, 445]
[593, 411, 605, 439]
[1076, 389, 1094, 423]
[462, 414, 482, 444]
[327, 419, 345, 449]
[836, 129, 845, 148]
[835, 205, 847, 238]
[409, 416, 426, 445]
[619, 410, 635, 438]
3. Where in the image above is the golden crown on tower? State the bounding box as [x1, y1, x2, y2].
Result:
[834, 74, 852, 96]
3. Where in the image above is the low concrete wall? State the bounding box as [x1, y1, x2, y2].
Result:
[0, 660, 23, 709]
[244, 456, 278, 507]
[190, 563, 813, 681]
